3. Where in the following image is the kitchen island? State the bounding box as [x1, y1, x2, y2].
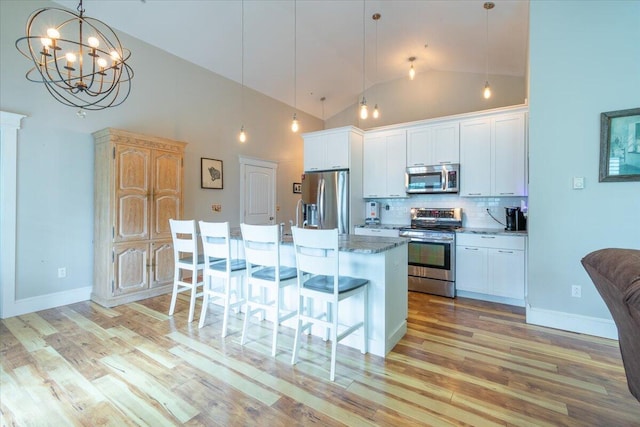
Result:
[230, 230, 408, 357]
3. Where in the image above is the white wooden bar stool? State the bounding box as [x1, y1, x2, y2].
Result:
[290, 227, 368, 381]
[168, 219, 205, 322]
[240, 223, 298, 356]
[198, 221, 246, 337]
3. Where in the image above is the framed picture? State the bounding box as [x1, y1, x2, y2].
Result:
[599, 107, 640, 182]
[292, 182, 302, 194]
[201, 158, 223, 189]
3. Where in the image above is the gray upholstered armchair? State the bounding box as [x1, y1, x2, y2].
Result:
[582, 248, 640, 402]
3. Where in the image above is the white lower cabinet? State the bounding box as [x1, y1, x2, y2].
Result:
[456, 233, 526, 304]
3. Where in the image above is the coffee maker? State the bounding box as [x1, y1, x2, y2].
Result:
[365, 201, 380, 224]
[505, 207, 526, 231]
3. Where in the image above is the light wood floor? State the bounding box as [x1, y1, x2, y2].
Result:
[2, 291, 639, 426]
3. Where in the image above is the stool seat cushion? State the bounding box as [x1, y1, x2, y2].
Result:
[304, 275, 368, 294]
[253, 266, 297, 281]
[209, 258, 246, 272]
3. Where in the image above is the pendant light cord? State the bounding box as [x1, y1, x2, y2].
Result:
[241, 0, 245, 120]
[485, 5, 489, 81]
[293, 0, 297, 111]
[362, 0, 365, 98]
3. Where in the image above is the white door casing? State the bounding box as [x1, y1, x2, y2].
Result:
[239, 156, 277, 225]
[1, 111, 25, 319]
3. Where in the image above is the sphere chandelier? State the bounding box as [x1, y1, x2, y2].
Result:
[15, 0, 133, 111]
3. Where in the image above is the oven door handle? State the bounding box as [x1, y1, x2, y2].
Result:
[406, 237, 454, 243]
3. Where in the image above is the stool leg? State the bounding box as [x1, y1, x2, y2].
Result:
[362, 286, 368, 354]
[222, 277, 231, 338]
[198, 276, 210, 329]
[330, 305, 339, 381]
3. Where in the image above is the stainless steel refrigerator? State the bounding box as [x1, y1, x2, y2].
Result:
[301, 169, 349, 234]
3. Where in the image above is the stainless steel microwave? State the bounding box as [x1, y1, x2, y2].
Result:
[405, 164, 459, 194]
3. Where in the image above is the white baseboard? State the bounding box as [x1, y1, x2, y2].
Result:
[1, 286, 92, 319]
[526, 305, 618, 340]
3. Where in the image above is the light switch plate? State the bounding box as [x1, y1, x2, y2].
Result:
[572, 177, 585, 189]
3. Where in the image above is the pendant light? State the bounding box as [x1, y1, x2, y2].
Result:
[408, 56, 416, 80]
[358, 0, 368, 120]
[238, 0, 247, 142]
[372, 12, 381, 120]
[483, 2, 494, 99]
[291, 0, 299, 132]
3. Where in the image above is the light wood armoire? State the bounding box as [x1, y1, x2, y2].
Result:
[92, 128, 186, 307]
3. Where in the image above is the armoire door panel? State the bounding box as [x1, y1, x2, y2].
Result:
[117, 194, 149, 241]
[114, 243, 148, 295]
[154, 152, 182, 194]
[153, 195, 180, 238]
[151, 241, 174, 288]
[117, 146, 150, 192]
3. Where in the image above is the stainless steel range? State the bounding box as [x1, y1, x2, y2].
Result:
[399, 208, 462, 298]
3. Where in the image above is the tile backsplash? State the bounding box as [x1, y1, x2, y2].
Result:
[371, 194, 528, 229]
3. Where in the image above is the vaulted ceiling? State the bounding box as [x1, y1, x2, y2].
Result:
[55, 0, 529, 119]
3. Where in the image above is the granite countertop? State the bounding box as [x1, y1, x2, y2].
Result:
[355, 223, 409, 230]
[230, 227, 407, 254]
[456, 227, 528, 237]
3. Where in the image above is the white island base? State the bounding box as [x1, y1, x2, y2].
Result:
[231, 234, 408, 357]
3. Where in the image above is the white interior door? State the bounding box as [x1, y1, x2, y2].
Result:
[240, 157, 277, 225]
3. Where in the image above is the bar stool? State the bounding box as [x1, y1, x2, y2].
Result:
[290, 227, 368, 381]
[240, 223, 298, 356]
[198, 221, 246, 337]
[168, 219, 205, 322]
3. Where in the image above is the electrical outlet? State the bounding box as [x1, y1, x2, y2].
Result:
[571, 285, 581, 298]
[57, 267, 67, 278]
[211, 204, 222, 212]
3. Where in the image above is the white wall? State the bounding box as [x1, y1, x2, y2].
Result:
[0, 0, 321, 309]
[527, 1, 640, 336]
[327, 70, 527, 130]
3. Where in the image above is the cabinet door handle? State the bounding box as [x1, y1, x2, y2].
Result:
[481, 236, 496, 239]
[464, 247, 479, 251]
[438, 161, 452, 164]
[499, 192, 515, 195]
[389, 194, 401, 197]
[467, 193, 482, 196]
[498, 250, 514, 254]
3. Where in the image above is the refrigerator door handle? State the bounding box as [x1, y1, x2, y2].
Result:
[318, 178, 325, 228]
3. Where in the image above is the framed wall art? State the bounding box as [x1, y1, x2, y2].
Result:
[201, 158, 223, 189]
[292, 182, 302, 194]
[599, 107, 640, 182]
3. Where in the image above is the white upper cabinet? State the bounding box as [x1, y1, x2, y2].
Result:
[493, 113, 527, 196]
[303, 127, 353, 171]
[460, 111, 527, 197]
[363, 129, 407, 198]
[407, 122, 460, 167]
[460, 119, 492, 196]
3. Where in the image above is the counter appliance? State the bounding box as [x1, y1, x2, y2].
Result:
[365, 201, 380, 224]
[399, 207, 462, 298]
[301, 169, 349, 234]
[405, 164, 459, 194]
[505, 207, 526, 231]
